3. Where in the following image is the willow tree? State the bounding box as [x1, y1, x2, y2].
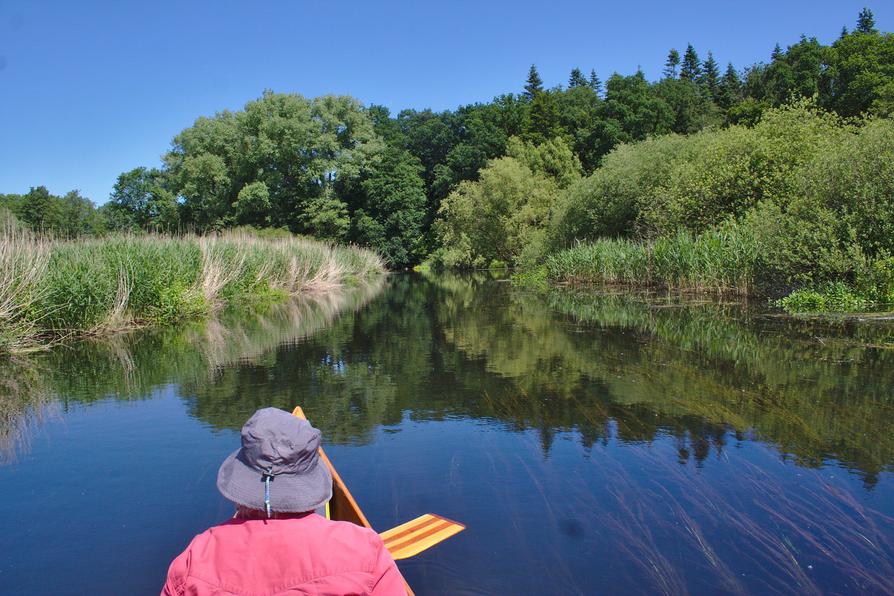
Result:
[164, 91, 383, 237]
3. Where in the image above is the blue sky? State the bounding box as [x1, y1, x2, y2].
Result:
[0, 0, 888, 204]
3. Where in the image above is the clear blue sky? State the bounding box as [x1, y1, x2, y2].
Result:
[0, 0, 888, 204]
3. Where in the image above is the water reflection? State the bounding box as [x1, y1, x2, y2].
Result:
[2, 273, 894, 593]
[4, 272, 894, 479]
[0, 278, 386, 461]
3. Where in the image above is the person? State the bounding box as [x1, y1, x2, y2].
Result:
[162, 407, 406, 595]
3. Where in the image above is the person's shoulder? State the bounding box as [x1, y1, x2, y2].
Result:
[186, 519, 247, 546]
[314, 517, 385, 548]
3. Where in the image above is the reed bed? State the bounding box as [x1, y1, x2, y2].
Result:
[0, 229, 383, 354]
[545, 224, 761, 295]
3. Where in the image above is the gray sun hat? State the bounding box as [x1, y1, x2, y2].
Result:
[217, 407, 333, 514]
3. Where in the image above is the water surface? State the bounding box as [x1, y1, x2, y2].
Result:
[1, 273, 893, 594]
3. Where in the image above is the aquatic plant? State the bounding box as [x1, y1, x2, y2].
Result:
[545, 221, 760, 295]
[0, 229, 384, 353]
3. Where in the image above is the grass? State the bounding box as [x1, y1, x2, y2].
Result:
[0, 227, 384, 354]
[545, 223, 761, 296]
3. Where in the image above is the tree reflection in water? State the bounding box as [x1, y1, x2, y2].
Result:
[2, 272, 893, 592]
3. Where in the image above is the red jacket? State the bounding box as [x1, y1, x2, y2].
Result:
[162, 513, 406, 595]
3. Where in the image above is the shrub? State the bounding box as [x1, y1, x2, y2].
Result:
[437, 156, 558, 268]
[549, 134, 691, 247]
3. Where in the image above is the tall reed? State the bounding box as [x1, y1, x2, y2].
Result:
[546, 222, 761, 295]
[0, 212, 50, 353]
[0, 229, 384, 353]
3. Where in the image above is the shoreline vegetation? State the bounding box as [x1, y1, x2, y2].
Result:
[497, 102, 894, 313]
[0, 217, 383, 354]
[2, 10, 892, 314]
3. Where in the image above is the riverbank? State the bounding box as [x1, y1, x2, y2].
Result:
[0, 226, 383, 354]
[540, 105, 894, 313]
[538, 229, 894, 313]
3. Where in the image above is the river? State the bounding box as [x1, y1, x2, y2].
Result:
[1, 273, 892, 594]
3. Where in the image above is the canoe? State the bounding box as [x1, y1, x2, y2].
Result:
[292, 406, 465, 595]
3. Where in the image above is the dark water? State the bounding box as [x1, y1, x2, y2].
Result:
[1, 273, 893, 595]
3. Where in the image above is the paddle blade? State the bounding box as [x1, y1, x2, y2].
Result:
[380, 514, 466, 560]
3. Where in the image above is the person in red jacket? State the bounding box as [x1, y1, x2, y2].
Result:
[162, 407, 406, 595]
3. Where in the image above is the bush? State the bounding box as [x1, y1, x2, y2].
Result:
[436, 156, 558, 268]
[775, 283, 869, 313]
[542, 101, 894, 309]
[549, 134, 691, 247]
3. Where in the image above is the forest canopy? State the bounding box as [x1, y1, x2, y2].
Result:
[6, 9, 894, 276]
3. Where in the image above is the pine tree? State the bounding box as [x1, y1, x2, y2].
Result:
[680, 44, 701, 81]
[718, 62, 742, 109]
[568, 68, 588, 88]
[664, 49, 681, 78]
[771, 43, 783, 61]
[589, 69, 602, 95]
[701, 51, 721, 99]
[857, 7, 876, 34]
[524, 65, 544, 100]
[840, 25, 849, 39]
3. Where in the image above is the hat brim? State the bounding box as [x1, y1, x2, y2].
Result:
[217, 448, 333, 513]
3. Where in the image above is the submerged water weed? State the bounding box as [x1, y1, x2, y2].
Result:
[776, 282, 869, 313]
[0, 231, 384, 353]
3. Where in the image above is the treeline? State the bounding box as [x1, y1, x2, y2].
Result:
[498, 102, 894, 310]
[7, 9, 893, 277]
[0, 187, 105, 238]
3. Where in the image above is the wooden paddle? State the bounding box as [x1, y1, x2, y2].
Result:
[292, 406, 465, 560]
[379, 513, 465, 560]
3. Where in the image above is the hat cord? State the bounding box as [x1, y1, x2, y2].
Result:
[263, 467, 274, 518]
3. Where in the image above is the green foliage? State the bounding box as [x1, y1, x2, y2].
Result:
[89, 8, 891, 271]
[655, 77, 720, 134]
[354, 148, 427, 267]
[1, 187, 104, 238]
[568, 68, 588, 88]
[550, 133, 692, 245]
[506, 136, 581, 188]
[437, 155, 558, 268]
[700, 51, 721, 99]
[546, 220, 761, 294]
[820, 25, 894, 116]
[664, 49, 681, 79]
[233, 181, 271, 227]
[588, 71, 675, 161]
[545, 100, 894, 309]
[681, 44, 701, 81]
[857, 8, 877, 35]
[718, 62, 743, 110]
[107, 167, 178, 232]
[775, 283, 869, 313]
[747, 116, 894, 289]
[437, 136, 583, 268]
[524, 90, 565, 144]
[163, 91, 383, 235]
[300, 190, 350, 241]
[524, 64, 544, 99]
